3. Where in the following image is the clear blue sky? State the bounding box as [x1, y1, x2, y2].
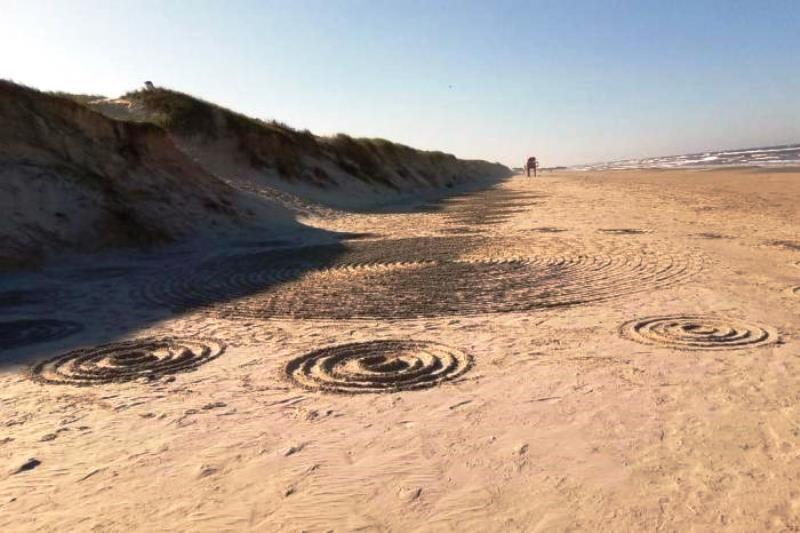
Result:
[2, 0, 799, 166]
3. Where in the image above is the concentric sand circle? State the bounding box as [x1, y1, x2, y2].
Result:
[133, 237, 703, 319]
[0, 319, 83, 350]
[620, 316, 778, 351]
[31, 337, 225, 385]
[132, 237, 481, 312]
[285, 340, 472, 394]
[221, 249, 702, 319]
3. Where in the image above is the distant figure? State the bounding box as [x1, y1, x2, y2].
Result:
[144, 81, 155, 91]
[526, 156, 538, 177]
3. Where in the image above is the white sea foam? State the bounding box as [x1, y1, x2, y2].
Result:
[573, 143, 800, 170]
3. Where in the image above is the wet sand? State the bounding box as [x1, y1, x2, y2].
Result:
[2, 167, 800, 531]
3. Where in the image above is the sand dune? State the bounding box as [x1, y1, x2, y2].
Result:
[2, 166, 800, 530]
[0, 81, 300, 268]
[0, 81, 510, 268]
[86, 87, 511, 211]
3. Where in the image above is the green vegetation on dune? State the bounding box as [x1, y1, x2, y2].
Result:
[117, 86, 508, 190]
[48, 92, 107, 105]
[0, 79, 509, 266]
[3, 79, 508, 196]
[123, 87, 311, 141]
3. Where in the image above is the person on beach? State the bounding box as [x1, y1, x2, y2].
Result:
[526, 156, 538, 177]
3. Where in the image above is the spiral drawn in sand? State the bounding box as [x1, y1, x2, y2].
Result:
[31, 337, 225, 385]
[324, 261, 438, 275]
[285, 340, 472, 394]
[221, 243, 702, 319]
[132, 237, 481, 312]
[134, 255, 324, 310]
[1, 320, 83, 350]
[619, 316, 778, 351]
[133, 237, 703, 319]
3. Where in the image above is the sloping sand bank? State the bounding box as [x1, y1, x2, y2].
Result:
[2, 167, 800, 531]
[0, 81, 510, 267]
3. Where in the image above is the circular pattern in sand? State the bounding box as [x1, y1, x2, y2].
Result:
[285, 340, 472, 394]
[133, 237, 703, 319]
[619, 316, 778, 351]
[221, 252, 701, 319]
[31, 337, 225, 385]
[132, 237, 478, 312]
[0, 319, 83, 350]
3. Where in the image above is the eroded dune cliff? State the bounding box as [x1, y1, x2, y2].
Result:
[90, 88, 511, 209]
[0, 82, 300, 267]
[0, 81, 510, 266]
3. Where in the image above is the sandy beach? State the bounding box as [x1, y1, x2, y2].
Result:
[2, 166, 800, 531]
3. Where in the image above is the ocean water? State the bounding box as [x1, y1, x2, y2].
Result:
[573, 143, 800, 170]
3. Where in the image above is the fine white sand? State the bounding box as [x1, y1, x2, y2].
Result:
[2, 167, 800, 531]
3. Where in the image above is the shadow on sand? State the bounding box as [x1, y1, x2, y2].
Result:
[0, 174, 511, 370]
